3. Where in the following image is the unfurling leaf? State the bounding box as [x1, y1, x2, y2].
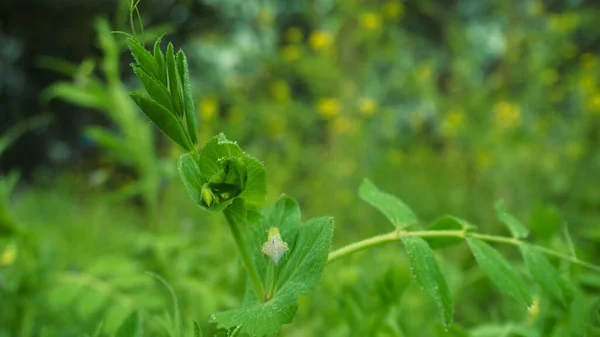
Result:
[177, 134, 266, 212]
[467, 237, 532, 305]
[166, 42, 183, 118]
[177, 50, 199, 146]
[359, 178, 418, 229]
[401, 236, 453, 327]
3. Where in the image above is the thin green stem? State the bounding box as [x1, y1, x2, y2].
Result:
[327, 229, 600, 273]
[224, 211, 265, 301]
[265, 263, 277, 301]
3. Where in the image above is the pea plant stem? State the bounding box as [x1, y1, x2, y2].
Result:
[224, 210, 265, 301]
[327, 229, 600, 273]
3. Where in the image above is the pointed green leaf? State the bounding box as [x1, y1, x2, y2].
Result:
[115, 311, 143, 337]
[495, 200, 529, 239]
[467, 237, 532, 305]
[42, 82, 107, 110]
[129, 92, 192, 151]
[126, 38, 160, 80]
[166, 43, 183, 118]
[426, 215, 475, 249]
[519, 244, 572, 304]
[178, 153, 209, 208]
[193, 321, 202, 337]
[569, 291, 587, 337]
[153, 35, 166, 85]
[359, 178, 418, 229]
[84, 127, 132, 158]
[275, 216, 334, 300]
[177, 50, 199, 146]
[131, 64, 174, 113]
[401, 236, 453, 327]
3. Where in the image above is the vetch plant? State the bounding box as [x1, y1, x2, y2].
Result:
[120, 17, 600, 336]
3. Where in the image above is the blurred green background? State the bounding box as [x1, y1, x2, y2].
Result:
[2, 0, 600, 336]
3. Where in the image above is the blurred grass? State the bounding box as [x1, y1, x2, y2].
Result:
[2, 0, 600, 335]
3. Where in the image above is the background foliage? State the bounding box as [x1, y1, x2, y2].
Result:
[2, 0, 600, 336]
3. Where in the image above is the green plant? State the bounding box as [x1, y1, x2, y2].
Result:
[41, 18, 164, 220]
[117, 14, 600, 336]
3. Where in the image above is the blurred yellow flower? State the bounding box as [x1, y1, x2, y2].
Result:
[416, 63, 433, 83]
[317, 98, 342, 118]
[382, 1, 404, 19]
[441, 109, 465, 136]
[227, 106, 244, 125]
[475, 150, 492, 170]
[542, 153, 558, 171]
[566, 141, 583, 160]
[541, 69, 558, 85]
[309, 31, 333, 51]
[285, 26, 303, 44]
[388, 148, 404, 166]
[256, 7, 273, 27]
[580, 74, 596, 94]
[266, 117, 286, 140]
[581, 53, 596, 70]
[549, 13, 579, 33]
[281, 45, 301, 62]
[527, 298, 540, 323]
[332, 116, 358, 135]
[359, 98, 377, 116]
[0, 243, 17, 267]
[494, 101, 521, 129]
[270, 80, 290, 102]
[200, 97, 219, 121]
[586, 91, 600, 113]
[361, 12, 382, 31]
[529, 0, 545, 16]
[563, 43, 578, 59]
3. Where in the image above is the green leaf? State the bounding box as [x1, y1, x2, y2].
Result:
[495, 200, 529, 239]
[569, 291, 587, 337]
[177, 50, 199, 146]
[519, 244, 572, 304]
[178, 153, 206, 208]
[126, 38, 160, 81]
[466, 237, 532, 305]
[213, 199, 334, 336]
[153, 35, 166, 85]
[426, 215, 475, 249]
[42, 82, 107, 110]
[84, 127, 132, 158]
[237, 155, 267, 208]
[129, 92, 192, 151]
[115, 311, 143, 337]
[401, 236, 453, 327]
[199, 134, 244, 180]
[359, 178, 418, 229]
[131, 64, 174, 113]
[193, 321, 202, 337]
[166, 43, 184, 118]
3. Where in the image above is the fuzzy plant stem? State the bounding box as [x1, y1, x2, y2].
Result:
[224, 210, 265, 301]
[327, 229, 600, 273]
